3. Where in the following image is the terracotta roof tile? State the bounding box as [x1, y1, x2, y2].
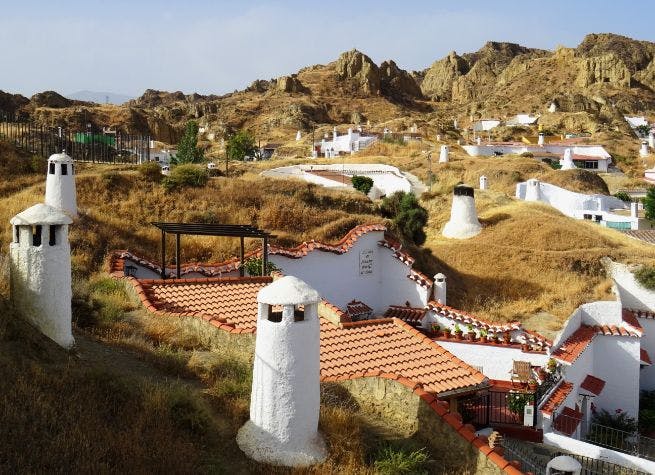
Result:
[541, 381, 573, 416]
[551, 326, 596, 364]
[623, 230, 655, 245]
[346, 300, 373, 318]
[642, 348, 652, 366]
[383, 305, 427, 323]
[622, 309, 643, 335]
[580, 375, 605, 396]
[630, 308, 655, 320]
[553, 406, 583, 436]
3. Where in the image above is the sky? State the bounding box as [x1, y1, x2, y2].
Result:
[1, 0, 654, 98]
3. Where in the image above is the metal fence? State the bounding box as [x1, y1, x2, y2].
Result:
[0, 120, 150, 164]
[554, 451, 648, 475]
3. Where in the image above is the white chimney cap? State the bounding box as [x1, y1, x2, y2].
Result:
[11, 203, 73, 226]
[434, 273, 446, 281]
[48, 151, 74, 163]
[258, 275, 321, 305]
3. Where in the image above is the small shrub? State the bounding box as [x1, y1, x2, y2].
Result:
[507, 392, 534, 415]
[351, 175, 374, 195]
[613, 191, 631, 202]
[381, 135, 405, 146]
[520, 152, 534, 158]
[380, 191, 428, 245]
[644, 187, 655, 221]
[101, 170, 125, 189]
[635, 266, 655, 290]
[161, 165, 208, 192]
[138, 161, 162, 182]
[243, 257, 280, 276]
[373, 445, 430, 475]
[30, 155, 47, 174]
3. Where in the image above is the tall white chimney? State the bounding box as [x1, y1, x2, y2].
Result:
[439, 145, 449, 163]
[561, 148, 576, 170]
[479, 175, 488, 190]
[640, 141, 650, 158]
[631, 202, 639, 218]
[433, 273, 447, 305]
[524, 178, 541, 202]
[442, 185, 482, 239]
[538, 132, 545, 146]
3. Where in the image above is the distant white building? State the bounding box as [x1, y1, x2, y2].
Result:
[472, 119, 501, 132]
[515, 179, 645, 230]
[624, 116, 649, 131]
[317, 128, 377, 157]
[506, 114, 539, 126]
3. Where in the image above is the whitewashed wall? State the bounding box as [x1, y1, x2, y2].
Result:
[463, 144, 611, 159]
[609, 261, 655, 311]
[592, 336, 640, 417]
[639, 318, 655, 390]
[437, 341, 548, 380]
[269, 232, 428, 314]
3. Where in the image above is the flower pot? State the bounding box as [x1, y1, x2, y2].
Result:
[466, 332, 475, 341]
[455, 331, 463, 340]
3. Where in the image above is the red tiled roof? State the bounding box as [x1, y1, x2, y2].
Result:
[133, 276, 271, 332]
[580, 375, 605, 396]
[571, 154, 606, 161]
[622, 309, 643, 335]
[541, 381, 574, 415]
[383, 305, 427, 323]
[320, 318, 488, 395]
[553, 406, 583, 436]
[624, 231, 655, 245]
[592, 324, 640, 338]
[551, 326, 597, 364]
[108, 250, 243, 278]
[642, 348, 652, 366]
[346, 300, 372, 318]
[428, 302, 521, 334]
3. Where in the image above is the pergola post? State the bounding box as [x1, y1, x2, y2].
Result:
[240, 236, 245, 277]
[160, 230, 166, 280]
[175, 233, 181, 279]
[263, 236, 268, 276]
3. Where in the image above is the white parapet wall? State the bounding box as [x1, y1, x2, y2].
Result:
[543, 432, 655, 474]
[261, 163, 417, 198]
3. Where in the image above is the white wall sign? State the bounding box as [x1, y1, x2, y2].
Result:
[359, 249, 374, 275]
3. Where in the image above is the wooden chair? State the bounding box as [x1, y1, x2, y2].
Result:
[510, 360, 532, 387]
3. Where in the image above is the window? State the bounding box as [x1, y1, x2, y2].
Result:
[14, 226, 19, 243]
[267, 305, 282, 323]
[49, 225, 58, 246]
[49, 162, 55, 174]
[294, 305, 305, 322]
[583, 214, 592, 220]
[61, 164, 68, 175]
[32, 225, 42, 246]
[584, 161, 598, 169]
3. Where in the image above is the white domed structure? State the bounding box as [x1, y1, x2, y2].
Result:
[560, 148, 576, 170]
[439, 145, 449, 163]
[524, 178, 542, 202]
[10, 203, 74, 348]
[442, 185, 482, 239]
[45, 151, 77, 218]
[479, 175, 488, 190]
[237, 276, 326, 467]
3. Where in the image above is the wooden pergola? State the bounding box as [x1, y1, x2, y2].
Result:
[151, 222, 275, 279]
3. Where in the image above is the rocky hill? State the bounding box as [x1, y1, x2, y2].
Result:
[3, 33, 655, 146]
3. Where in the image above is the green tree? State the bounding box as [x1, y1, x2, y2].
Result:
[225, 130, 256, 176]
[351, 175, 374, 195]
[645, 187, 655, 221]
[380, 191, 428, 245]
[173, 121, 204, 164]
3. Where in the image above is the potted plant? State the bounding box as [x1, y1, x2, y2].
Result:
[480, 328, 489, 342]
[454, 324, 463, 340]
[443, 327, 451, 339]
[527, 378, 538, 391]
[503, 331, 512, 344]
[547, 358, 557, 374]
[430, 322, 441, 336]
[537, 366, 547, 382]
[466, 324, 475, 341]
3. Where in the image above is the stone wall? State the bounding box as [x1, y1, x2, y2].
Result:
[337, 377, 506, 474]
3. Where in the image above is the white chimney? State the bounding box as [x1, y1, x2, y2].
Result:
[479, 175, 488, 190]
[295, 130, 301, 141]
[333, 127, 338, 142]
[538, 132, 545, 146]
[439, 145, 449, 163]
[442, 185, 482, 239]
[45, 152, 77, 218]
[10, 204, 74, 348]
[433, 273, 447, 305]
[456, 139, 461, 145]
[453, 119, 458, 129]
[548, 102, 557, 113]
[436, 134, 442, 142]
[476, 136, 482, 145]
[237, 276, 326, 466]
[640, 141, 649, 158]
[560, 148, 576, 170]
[524, 178, 541, 202]
[631, 201, 639, 218]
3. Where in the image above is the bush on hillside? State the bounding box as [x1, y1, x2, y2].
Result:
[138, 161, 162, 182]
[161, 165, 208, 192]
[380, 191, 428, 245]
[351, 175, 374, 195]
[613, 191, 631, 202]
[635, 266, 655, 290]
[645, 187, 655, 221]
[172, 121, 204, 165]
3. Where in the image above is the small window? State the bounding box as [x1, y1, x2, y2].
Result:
[49, 225, 58, 246]
[61, 164, 68, 175]
[267, 305, 282, 323]
[294, 305, 305, 322]
[49, 162, 55, 174]
[583, 214, 592, 220]
[32, 225, 42, 246]
[14, 226, 19, 243]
